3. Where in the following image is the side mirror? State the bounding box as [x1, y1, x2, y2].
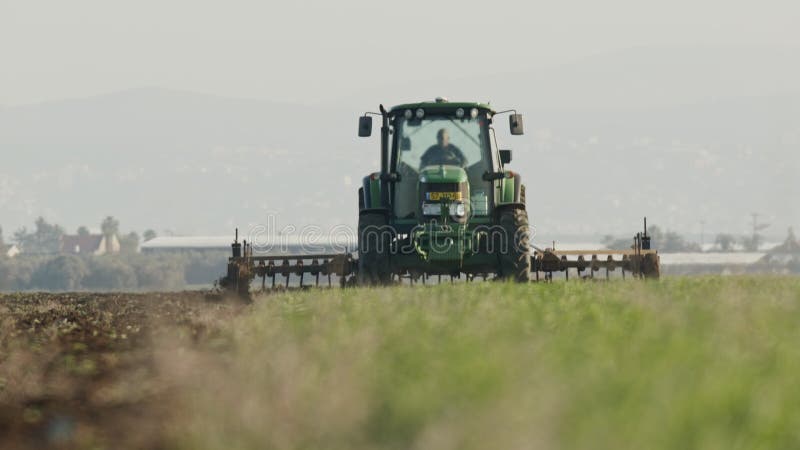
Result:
[499, 149, 512, 164]
[509, 114, 524, 135]
[358, 116, 372, 137]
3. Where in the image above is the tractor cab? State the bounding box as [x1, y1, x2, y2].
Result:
[358, 99, 524, 227]
[390, 102, 496, 223]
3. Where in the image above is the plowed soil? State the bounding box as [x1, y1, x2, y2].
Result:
[0, 292, 245, 449]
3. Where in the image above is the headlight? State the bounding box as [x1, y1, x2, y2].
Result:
[404, 109, 413, 119]
[415, 108, 425, 119]
[455, 108, 465, 118]
[422, 203, 442, 216]
[470, 108, 479, 119]
[452, 202, 466, 217]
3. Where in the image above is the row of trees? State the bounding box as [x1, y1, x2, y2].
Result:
[0, 217, 228, 292]
[603, 225, 774, 253]
[603, 225, 701, 253]
[713, 233, 767, 252]
[3, 217, 158, 255]
[0, 251, 226, 291]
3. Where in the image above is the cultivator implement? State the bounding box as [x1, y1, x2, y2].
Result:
[532, 249, 660, 280]
[531, 219, 659, 280]
[218, 221, 659, 296]
[532, 240, 658, 281]
[217, 230, 357, 295]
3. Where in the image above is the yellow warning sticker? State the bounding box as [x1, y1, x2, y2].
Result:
[427, 191, 463, 201]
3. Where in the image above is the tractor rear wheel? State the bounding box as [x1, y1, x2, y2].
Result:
[357, 212, 393, 286]
[496, 206, 531, 282]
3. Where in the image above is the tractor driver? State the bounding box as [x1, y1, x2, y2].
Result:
[420, 128, 467, 168]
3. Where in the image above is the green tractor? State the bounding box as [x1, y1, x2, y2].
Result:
[218, 98, 659, 294]
[355, 98, 530, 284]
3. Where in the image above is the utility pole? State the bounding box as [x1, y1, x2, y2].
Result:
[699, 220, 706, 250]
[749, 213, 770, 251]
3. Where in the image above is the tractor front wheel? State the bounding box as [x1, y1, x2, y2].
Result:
[496, 206, 531, 282]
[357, 212, 393, 286]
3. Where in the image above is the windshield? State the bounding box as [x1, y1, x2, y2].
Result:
[395, 115, 489, 171]
[392, 114, 494, 219]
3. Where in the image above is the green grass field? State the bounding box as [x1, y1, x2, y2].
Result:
[172, 277, 800, 450]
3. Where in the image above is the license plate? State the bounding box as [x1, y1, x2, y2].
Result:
[422, 203, 442, 216]
[426, 191, 462, 201]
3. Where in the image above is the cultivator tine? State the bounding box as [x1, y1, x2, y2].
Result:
[258, 260, 266, 290]
[297, 259, 305, 287]
[319, 258, 332, 287]
[311, 259, 320, 287]
[268, 261, 276, 288]
[280, 259, 290, 288]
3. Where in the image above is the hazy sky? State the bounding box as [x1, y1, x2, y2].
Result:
[2, 0, 799, 106]
[1, 0, 798, 240]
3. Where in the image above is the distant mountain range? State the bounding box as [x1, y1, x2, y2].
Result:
[335, 45, 800, 110]
[1, 46, 798, 242]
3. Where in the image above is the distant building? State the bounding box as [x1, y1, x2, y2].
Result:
[60, 234, 120, 255]
[1, 244, 20, 258]
[140, 236, 231, 253]
[141, 235, 356, 255]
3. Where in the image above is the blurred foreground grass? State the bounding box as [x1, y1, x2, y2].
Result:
[173, 277, 800, 450]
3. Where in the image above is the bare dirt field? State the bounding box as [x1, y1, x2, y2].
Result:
[0, 291, 246, 449]
[2, 278, 800, 450]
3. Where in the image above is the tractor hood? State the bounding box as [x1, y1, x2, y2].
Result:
[419, 165, 468, 184]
